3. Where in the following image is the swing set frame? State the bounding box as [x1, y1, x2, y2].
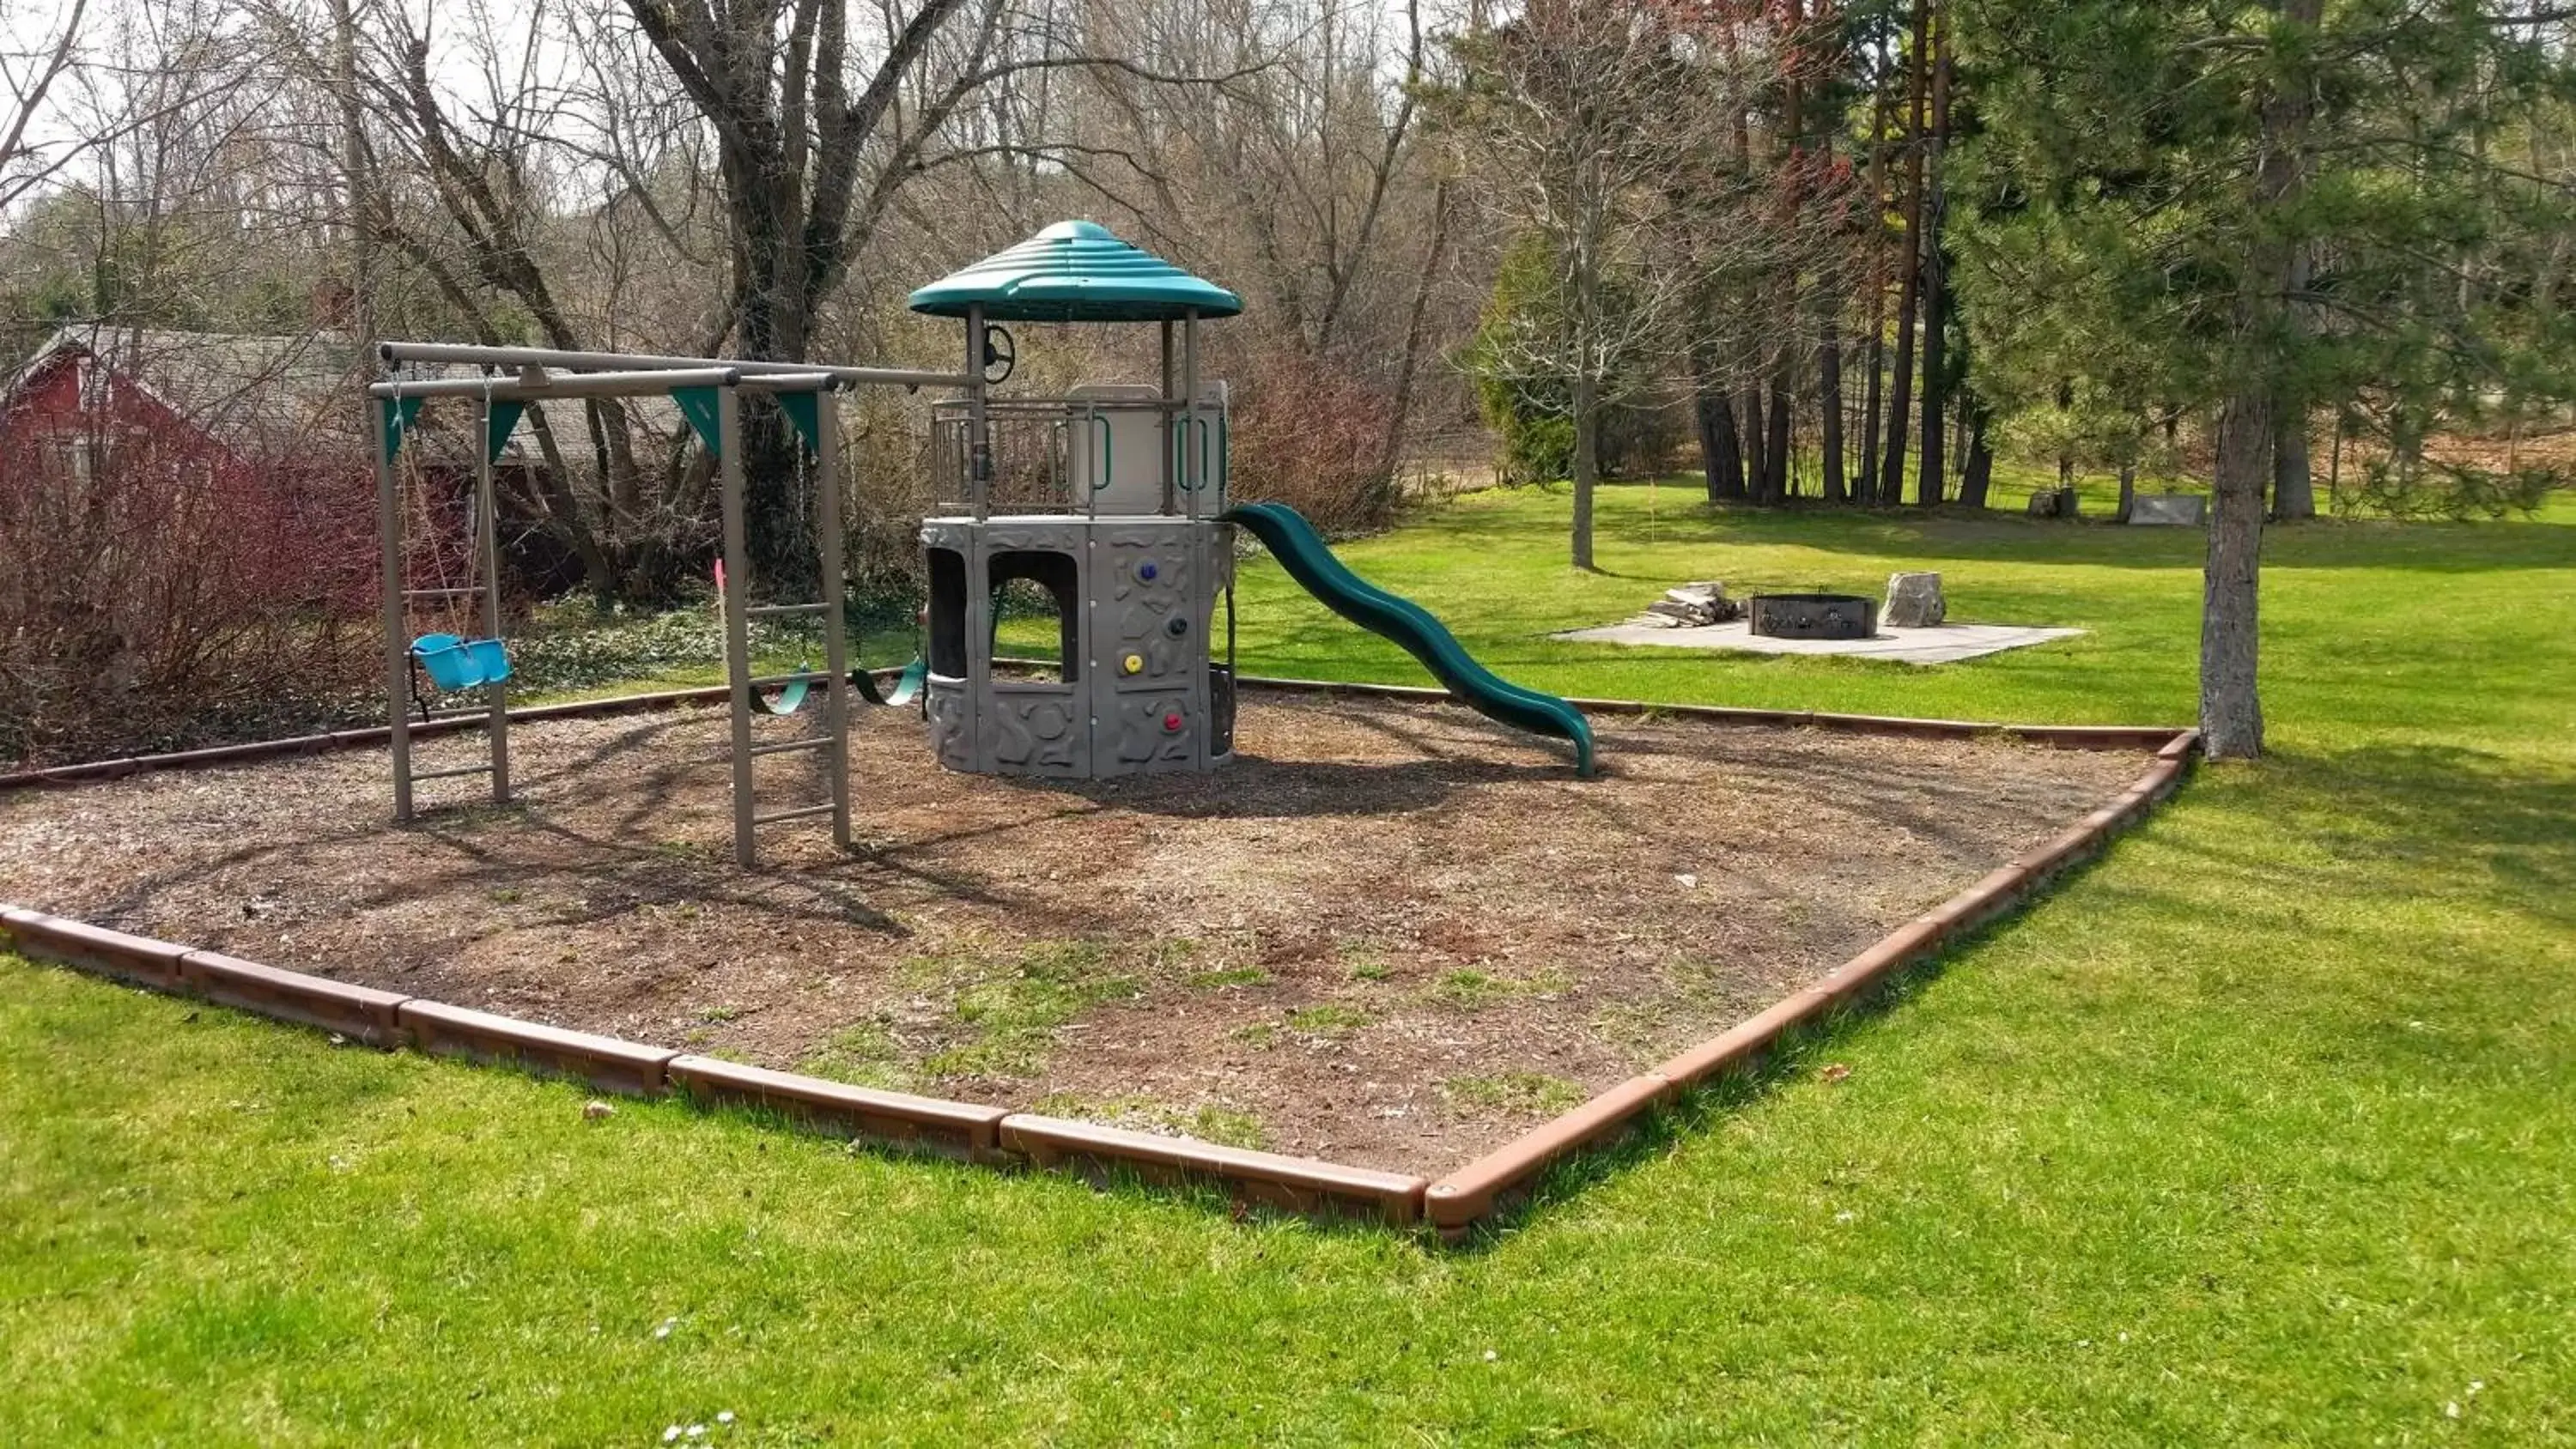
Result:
[369, 340, 981, 866]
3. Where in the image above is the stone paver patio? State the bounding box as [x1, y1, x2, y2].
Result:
[1552, 619, 2085, 664]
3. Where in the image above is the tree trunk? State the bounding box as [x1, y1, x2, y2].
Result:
[1740, 380, 1769, 502]
[1878, 0, 1930, 508]
[1820, 330, 1847, 502]
[1772, 9, 1805, 507]
[1916, 289, 1944, 506]
[2202, 390, 2269, 758]
[2201, 0, 2319, 760]
[1856, 84, 1891, 506]
[2117, 458, 2137, 523]
[1914, 4, 1950, 506]
[1378, 178, 1454, 481]
[1959, 401, 1993, 507]
[1572, 373, 1600, 569]
[2055, 377, 2076, 495]
[2269, 203, 2318, 524]
[1763, 383, 1792, 502]
[1858, 320, 1886, 506]
[2326, 408, 2345, 511]
[330, 0, 370, 343]
[2271, 405, 2314, 520]
[1696, 374, 1746, 502]
[737, 305, 818, 601]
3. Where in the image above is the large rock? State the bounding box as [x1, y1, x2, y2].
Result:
[1884, 571, 1946, 628]
[2027, 487, 2081, 519]
[2128, 493, 2208, 526]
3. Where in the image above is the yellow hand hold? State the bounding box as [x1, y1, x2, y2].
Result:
[1121, 653, 1145, 675]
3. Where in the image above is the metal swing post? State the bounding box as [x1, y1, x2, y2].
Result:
[377, 379, 412, 822]
[718, 371, 850, 867]
[813, 385, 854, 852]
[718, 382, 759, 867]
[476, 386, 511, 804]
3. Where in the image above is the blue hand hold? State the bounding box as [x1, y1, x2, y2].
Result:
[1139, 561, 1159, 581]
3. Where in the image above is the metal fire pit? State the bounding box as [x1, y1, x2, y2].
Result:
[1748, 592, 1879, 640]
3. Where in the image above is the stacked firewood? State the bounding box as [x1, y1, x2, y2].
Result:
[1636, 582, 1742, 627]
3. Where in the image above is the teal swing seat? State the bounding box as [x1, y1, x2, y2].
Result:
[758, 670, 814, 715]
[855, 656, 927, 709]
[411, 634, 512, 691]
[751, 657, 925, 714]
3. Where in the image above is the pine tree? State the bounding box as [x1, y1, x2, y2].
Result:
[1957, 0, 2576, 757]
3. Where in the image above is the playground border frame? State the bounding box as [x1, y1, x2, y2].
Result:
[0, 677, 2196, 1240]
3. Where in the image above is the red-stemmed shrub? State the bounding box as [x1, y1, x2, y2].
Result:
[0, 413, 381, 766]
[1224, 352, 1401, 536]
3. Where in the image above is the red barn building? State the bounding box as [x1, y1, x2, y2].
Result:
[1, 324, 385, 614]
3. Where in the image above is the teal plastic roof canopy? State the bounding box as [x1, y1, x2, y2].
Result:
[908, 221, 1242, 323]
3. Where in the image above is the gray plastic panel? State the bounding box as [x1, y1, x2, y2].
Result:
[1102, 688, 1195, 774]
[924, 676, 975, 770]
[987, 683, 1085, 774]
[919, 513, 1224, 780]
[979, 520, 1090, 554]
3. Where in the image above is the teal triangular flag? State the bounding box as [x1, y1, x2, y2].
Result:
[486, 399, 526, 465]
[380, 395, 425, 462]
[674, 385, 722, 459]
[781, 391, 822, 456]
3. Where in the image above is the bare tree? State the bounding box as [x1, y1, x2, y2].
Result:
[1446, 0, 1723, 568]
[1876, 0, 1929, 506]
[1, 0, 89, 214]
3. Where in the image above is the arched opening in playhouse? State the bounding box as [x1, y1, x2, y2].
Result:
[988, 549, 1081, 683]
[926, 546, 968, 678]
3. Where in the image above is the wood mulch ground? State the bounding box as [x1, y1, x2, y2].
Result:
[0, 691, 2144, 1173]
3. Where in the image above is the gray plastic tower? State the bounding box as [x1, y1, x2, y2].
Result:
[907, 221, 1242, 780]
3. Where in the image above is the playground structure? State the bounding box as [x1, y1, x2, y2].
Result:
[908, 221, 1244, 777]
[369, 221, 1595, 864]
[370, 355, 963, 867]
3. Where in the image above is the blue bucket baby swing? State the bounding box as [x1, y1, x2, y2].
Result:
[403, 388, 520, 714]
[411, 632, 512, 694]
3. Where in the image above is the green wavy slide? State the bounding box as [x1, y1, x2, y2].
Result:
[1222, 501, 1597, 776]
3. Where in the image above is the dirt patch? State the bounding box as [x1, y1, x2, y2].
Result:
[0, 691, 2142, 1173]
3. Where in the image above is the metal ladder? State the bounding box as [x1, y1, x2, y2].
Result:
[715, 383, 853, 867]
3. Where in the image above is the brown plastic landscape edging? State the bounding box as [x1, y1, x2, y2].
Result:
[179, 950, 411, 1047]
[0, 909, 191, 988]
[396, 999, 680, 1098]
[667, 1054, 1011, 1164]
[1424, 1072, 1674, 1230]
[999, 1114, 1429, 1225]
[1419, 731, 2198, 1239]
[0, 904, 1431, 1225]
[0, 690, 2198, 1240]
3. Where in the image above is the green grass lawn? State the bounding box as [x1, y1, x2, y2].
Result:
[6, 485, 2574, 1443]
